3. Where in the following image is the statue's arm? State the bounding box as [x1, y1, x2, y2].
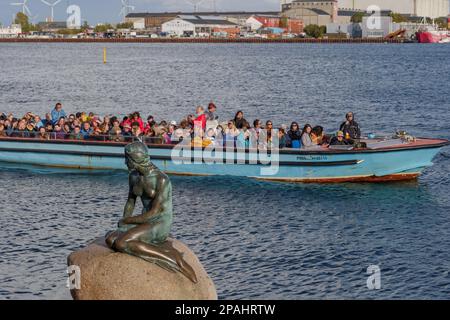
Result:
[123, 176, 169, 225]
[123, 192, 137, 218]
[119, 174, 137, 226]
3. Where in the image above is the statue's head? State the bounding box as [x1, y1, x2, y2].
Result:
[125, 141, 154, 174]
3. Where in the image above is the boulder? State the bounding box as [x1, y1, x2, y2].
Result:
[67, 237, 217, 300]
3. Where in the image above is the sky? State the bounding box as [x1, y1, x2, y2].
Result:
[0, 0, 449, 26]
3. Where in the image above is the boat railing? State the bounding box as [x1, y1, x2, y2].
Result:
[0, 130, 289, 153]
[0, 130, 374, 152]
[0, 131, 170, 145]
[0, 130, 273, 148]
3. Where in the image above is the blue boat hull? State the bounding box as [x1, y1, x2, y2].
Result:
[0, 138, 446, 182]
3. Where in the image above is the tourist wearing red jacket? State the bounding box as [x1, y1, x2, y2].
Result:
[130, 112, 144, 132]
[194, 106, 206, 131]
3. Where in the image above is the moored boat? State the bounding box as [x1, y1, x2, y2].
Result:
[0, 135, 447, 183]
[416, 26, 449, 43]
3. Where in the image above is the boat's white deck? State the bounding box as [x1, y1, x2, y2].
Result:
[363, 138, 406, 149]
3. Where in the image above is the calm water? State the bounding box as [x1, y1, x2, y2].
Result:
[0, 43, 449, 299]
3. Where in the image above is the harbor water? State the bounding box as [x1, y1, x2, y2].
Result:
[0, 43, 449, 299]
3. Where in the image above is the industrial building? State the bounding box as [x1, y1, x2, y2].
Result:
[246, 15, 304, 34]
[281, 0, 449, 30]
[326, 8, 444, 40]
[37, 21, 68, 32]
[0, 24, 22, 38]
[126, 11, 279, 31]
[283, 0, 449, 19]
[246, 15, 281, 31]
[161, 16, 239, 37]
[281, 0, 339, 24]
[340, 0, 449, 19]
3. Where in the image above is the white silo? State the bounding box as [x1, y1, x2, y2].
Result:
[338, 0, 448, 18]
[415, 0, 449, 18]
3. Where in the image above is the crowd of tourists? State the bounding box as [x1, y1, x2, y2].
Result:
[0, 102, 361, 149]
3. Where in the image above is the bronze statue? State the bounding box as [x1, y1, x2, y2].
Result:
[106, 141, 197, 283]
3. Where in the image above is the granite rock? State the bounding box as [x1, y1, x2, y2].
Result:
[67, 237, 217, 300]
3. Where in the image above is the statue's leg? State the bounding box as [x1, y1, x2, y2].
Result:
[114, 222, 177, 264]
[105, 230, 121, 248]
[105, 224, 137, 248]
[114, 223, 198, 283]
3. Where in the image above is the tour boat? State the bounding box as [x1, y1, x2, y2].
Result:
[0, 135, 447, 183]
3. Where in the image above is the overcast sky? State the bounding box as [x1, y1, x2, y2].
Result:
[0, 0, 449, 25]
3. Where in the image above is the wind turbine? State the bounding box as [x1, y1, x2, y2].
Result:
[41, 0, 62, 22]
[185, 0, 206, 13]
[119, 0, 135, 22]
[10, 0, 32, 16]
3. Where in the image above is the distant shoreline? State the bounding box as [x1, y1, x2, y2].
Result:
[0, 38, 406, 44]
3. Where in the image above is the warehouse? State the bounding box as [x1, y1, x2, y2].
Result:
[162, 16, 239, 37]
[281, 0, 339, 25]
[126, 11, 280, 31]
